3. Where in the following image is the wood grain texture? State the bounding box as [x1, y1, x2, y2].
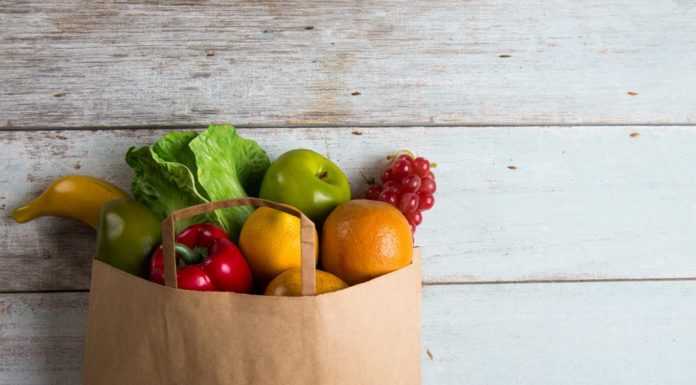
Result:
[0, 293, 86, 385]
[422, 282, 696, 385]
[2, 281, 696, 384]
[2, 126, 696, 291]
[2, 0, 696, 128]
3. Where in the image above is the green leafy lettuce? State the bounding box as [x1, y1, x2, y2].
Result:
[125, 124, 270, 237]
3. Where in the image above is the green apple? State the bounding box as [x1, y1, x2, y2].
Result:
[259, 149, 351, 226]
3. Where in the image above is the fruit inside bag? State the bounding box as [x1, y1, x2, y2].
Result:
[321, 199, 414, 285]
[153, 197, 414, 296]
[158, 197, 320, 296]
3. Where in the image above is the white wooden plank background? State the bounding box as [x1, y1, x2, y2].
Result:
[2, 282, 695, 384]
[2, 1, 696, 384]
[0, 293, 86, 385]
[422, 282, 696, 384]
[2, 126, 696, 292]
[2, 0, 696, 128]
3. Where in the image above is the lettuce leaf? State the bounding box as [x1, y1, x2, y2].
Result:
[188, 124, 269, 236]
[151, 130, 208, 200]
[125, 124, 269, 237]
[125, 145, 217, 232]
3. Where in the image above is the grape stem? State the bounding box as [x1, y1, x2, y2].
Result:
[358, 169, 375, 185]
[386, 149, 416, 163]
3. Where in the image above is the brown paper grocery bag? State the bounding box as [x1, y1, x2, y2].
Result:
[83, 198, 421, 385]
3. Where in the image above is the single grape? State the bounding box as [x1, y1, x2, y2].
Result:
[405, 210, 423, 226]
[392, 159, 412, 179]
[378, 189, 399, 206]
[412, 157, 430, 177]
[383, 180, 401, 191]
[397, 153, 414, 163]
[425, 170, 435, 180]
[364, 184, 382, 200]
[408, 221, 417, 234]
[401, 174, 422, 193]
[418, 193, 435, 211]
[381, 168, 394, 183]
[398, 192, 419, 213]
[419, 177, 436, 194]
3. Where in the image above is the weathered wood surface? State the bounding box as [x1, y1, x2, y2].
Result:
[2, 281, 696, 384]
[3, 126, 696, 291]
[422, 282, 696, 384]
[2, 0, 696, 128]
[0, 293, 86, 385]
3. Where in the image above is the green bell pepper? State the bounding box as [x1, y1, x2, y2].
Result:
[95, 198, 162, 277]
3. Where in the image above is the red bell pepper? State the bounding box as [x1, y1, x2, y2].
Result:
[149, 224, 253, 293]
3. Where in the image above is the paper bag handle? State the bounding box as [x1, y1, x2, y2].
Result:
[161, 197, 317, 296]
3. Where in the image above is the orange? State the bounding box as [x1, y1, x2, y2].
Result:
[239, 207, 318, 286]
[321, 199, 413, 285]
[264, 268, 348, 296]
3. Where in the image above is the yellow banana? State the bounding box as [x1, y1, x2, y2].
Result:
[12, 175, 131, 229]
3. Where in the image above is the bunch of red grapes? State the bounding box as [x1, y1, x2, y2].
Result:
[364, 152, 436, 233]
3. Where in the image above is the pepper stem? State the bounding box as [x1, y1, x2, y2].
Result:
[174, 243, 208, 266]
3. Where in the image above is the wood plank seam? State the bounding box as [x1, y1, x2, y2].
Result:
[3, 123, 696, 132]
[427, 277, 696, 285]
[4, 276, 696, 295]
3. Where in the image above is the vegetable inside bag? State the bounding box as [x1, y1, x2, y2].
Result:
[125, 124, 270, 239]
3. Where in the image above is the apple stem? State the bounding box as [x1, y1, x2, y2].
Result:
[318, 171, 329, 180]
